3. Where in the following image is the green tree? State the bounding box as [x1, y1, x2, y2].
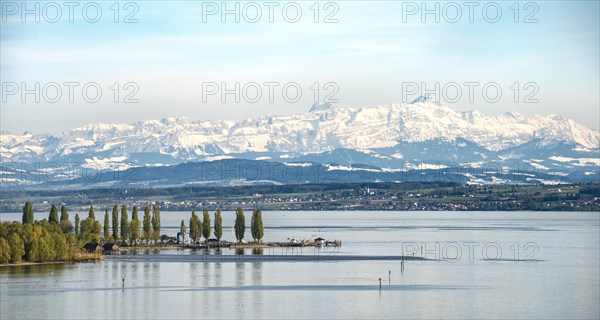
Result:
[0, 238, 10, 264]
[88, 205, 95, 220]
[234, 208, 245, 242]
[51, 232, 68, 260]
[151, 205, 161, 242]
[188, 211, 202, 243]
[130, 206, 140, 245]
[195, 212, 202, 242]
[251, 209, 257, 242]
[189, 211, 197, 243]
[214, 208, 223, 241]
[49, 204, 59, 224]
[21, 223, 39, 261]
[111, 205, 119, 241]
[202, 208, 211, 241]
[189, 213, 195, 242]
[251, 209, 264, 243]
[35, 227, 53, 262]
[103, 210, 110, 241]
[22, 202, 34, 224]
[8, 233, 24, 263]
[120, 205, 129, 243]
[180, 220, 186, 237]
[143, 206, 151, 242]
[60, 206, 68, 221]
[74, 213, 80, 236]
[79, 206, 101, 244]
[255, 209, 264, 243]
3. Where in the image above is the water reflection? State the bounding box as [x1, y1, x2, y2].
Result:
[213, 262, 223, 316]
[251, 261, 263, 318]
[1, 212, 598, 319]
[235, 261, 246, 319]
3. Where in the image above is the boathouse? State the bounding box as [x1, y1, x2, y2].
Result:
[102, 243, 119, 254]
[83, 242, 100, 253]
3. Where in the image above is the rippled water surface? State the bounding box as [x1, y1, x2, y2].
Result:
[1, 211, 598, 319]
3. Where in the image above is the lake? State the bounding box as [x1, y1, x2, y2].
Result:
[1, 211, 599, 319]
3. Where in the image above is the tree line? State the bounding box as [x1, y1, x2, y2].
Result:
[2, 202, 266, 264]
[1, 202, 79, 263]
[106, 204, 162, 245]
[0, 201, 164, 264]
[180, 207, 264, 244]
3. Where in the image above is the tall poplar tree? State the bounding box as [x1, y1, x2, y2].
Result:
[143, 206, 151, 242]
[180, 220, 186, 237]
[202, 208, 211, 241]
[49, 204, 59, 223]
[60, 206, 68, 221]
[120, 205, 129, 242]
[189, 211, 197, 243]
[74, 213, 80, 236]
[214, 208, 223, 241]
[111, 205, 119, 242]
[130, 206, 140, 244]
[103, 210, 110, 241]
[234, 208, 245, 242]
[22, 202, 34, 224]
[151, 205, 161, 242]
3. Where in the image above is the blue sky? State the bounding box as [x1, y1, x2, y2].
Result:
[1, 0, 599, 134]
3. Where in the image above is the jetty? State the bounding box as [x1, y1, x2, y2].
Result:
[183, 238, 342, 249]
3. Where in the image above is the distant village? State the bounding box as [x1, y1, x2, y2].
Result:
[1, 182, 599, 213]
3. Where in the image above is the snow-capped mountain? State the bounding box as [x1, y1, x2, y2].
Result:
[1, 97, 598, 188]
[2, 97, 598, 164]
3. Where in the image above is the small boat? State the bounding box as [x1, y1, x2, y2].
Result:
[314, 237, 326, 245]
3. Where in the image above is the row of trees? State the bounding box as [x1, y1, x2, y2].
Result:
[22, 203, 265, 245]
[181, 208, 223, 243]
[7, 203, 265, 263]
[105, 204, 161, 244]
[180, 208, 263, 244]
[22, 202, 162, 246]
[235, 208, 264, 243]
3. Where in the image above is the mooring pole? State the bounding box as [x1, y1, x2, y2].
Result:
[379, 278, 382, 289]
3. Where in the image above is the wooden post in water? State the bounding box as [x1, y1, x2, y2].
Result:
[378, 278, 382, 289]
[122, 278, 125, 289]
[401, 256, 405, 272]
[388, 270, 391, 284]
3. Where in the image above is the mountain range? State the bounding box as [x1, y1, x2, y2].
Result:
[1, 96, 598, 189]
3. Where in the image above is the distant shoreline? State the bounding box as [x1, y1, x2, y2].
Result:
[2, 182, 598, 212]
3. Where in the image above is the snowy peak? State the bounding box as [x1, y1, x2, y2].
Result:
[1, 101, 598, 166]
[409, 94, 442, 105]
[309, 102, 334, 112]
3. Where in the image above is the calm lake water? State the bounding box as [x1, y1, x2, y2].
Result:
[1, 211, 599, 319]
